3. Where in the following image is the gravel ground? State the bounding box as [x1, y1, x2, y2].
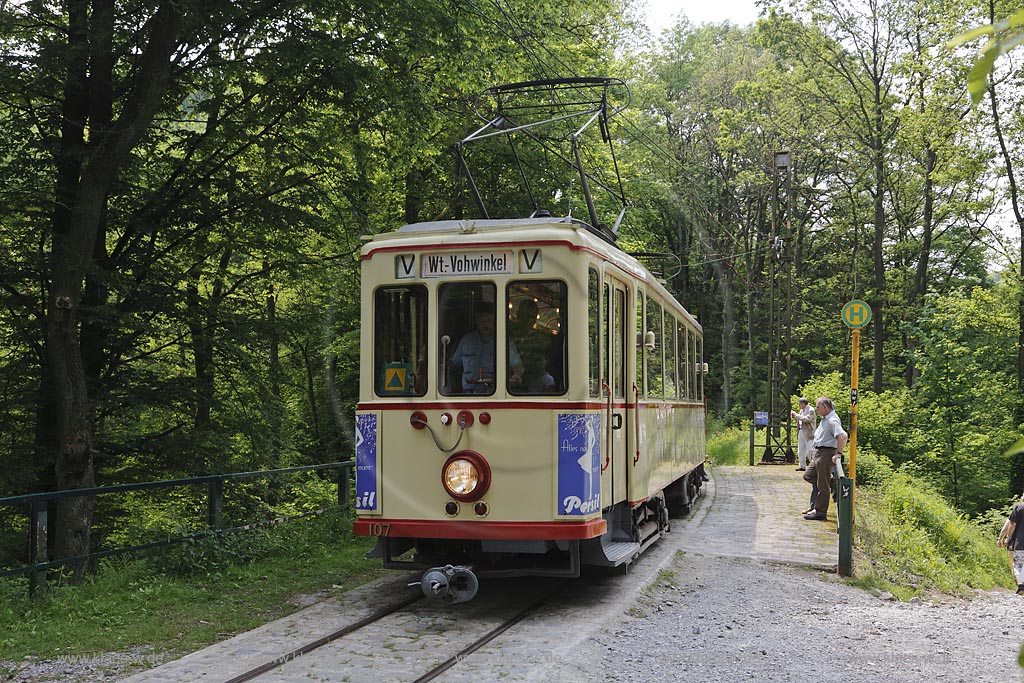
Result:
[7, 555, 1020, 683]
[539, 551, 1024, 683]
[1, 647, 170, 682]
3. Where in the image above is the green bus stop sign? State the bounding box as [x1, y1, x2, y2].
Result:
[841, 300, 872, 329]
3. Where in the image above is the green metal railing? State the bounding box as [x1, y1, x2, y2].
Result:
[0, 461, 353, 597]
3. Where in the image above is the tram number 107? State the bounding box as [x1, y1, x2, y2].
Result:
[366, 522, 391, 537]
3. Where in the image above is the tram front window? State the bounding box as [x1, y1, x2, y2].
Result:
[440, 283, 501, 395]
[507, 281, 567, 396]
[373, 286, 427, 397]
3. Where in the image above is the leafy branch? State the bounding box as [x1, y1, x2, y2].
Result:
[949, 10, 1024, 105]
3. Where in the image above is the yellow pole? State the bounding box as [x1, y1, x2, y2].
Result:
[849, 329, 859, 480]
[849, 328, 859, 523]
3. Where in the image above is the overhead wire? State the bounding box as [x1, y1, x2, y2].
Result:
[459, 0, 740, 245]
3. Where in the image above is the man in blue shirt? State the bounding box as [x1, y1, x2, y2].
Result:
[802, 396, 847, 520]
[450, 306, 522, 393]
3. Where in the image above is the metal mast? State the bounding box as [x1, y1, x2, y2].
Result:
[762, 151, 795, 464]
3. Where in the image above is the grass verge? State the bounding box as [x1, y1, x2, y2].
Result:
[0, 509, 381, 666]
[849, 470, 1014, 599]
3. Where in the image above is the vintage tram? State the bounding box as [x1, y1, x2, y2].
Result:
[353, 215, 707, 602]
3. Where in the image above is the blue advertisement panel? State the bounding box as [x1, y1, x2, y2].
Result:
[355, 414, 378, 511]
[557, 413, 601, 516]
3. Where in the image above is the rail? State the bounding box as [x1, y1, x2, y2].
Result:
[0, 461, 354, 596]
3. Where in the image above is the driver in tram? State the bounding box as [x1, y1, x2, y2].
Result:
[451, 304, 522, 393]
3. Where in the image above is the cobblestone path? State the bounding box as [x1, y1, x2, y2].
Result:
[675, 465, 838, 569]
[115, 464, 839, 683]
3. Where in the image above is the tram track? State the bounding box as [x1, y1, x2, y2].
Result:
[219, 583, 560, 683]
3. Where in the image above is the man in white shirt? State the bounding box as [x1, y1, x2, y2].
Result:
[802, 396, 847, 521]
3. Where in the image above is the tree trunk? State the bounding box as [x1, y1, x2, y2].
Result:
[40, 3, 183, 571]
[300, 341, 324, 456]
[985, 33, 1024, 410]
[188, 248, 232, 433]
[719, 265, 734, 416]
[872, 122, 886, 393]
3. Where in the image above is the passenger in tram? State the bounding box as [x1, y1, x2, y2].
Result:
[509, 299, 556, 394]
[450, 304, 523, 393]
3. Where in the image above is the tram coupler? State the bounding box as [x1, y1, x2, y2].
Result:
[411, 564, 479, 603]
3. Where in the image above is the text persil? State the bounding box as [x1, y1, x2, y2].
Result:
[562, 495, 600, 515]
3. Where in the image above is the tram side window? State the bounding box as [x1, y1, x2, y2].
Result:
[678, 321, 688, 400]
[636, 292, 645, 397]
[688, 329, 697, 400]
[588, 269, 601, 398]
[507, 280, 567, 396]
[614, 288, 626, 399]
[697, 336, 704, 399]
[374, 285, 427, 397]
[664, 315, 677, 400]
[439, 283, 498, 396]
[647, 299, 663, 399]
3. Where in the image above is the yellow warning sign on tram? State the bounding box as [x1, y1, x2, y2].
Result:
[382, 364, 410, 394]
[841, 300, 871, 329]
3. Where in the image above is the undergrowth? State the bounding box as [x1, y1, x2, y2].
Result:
[0, 509, 380, 664]
[850, 454, 1013, 598]
[706, 425, 750, 466]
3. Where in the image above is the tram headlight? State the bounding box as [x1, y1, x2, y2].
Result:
[444, 460, 478, 494]
[441, 451, 491, 502]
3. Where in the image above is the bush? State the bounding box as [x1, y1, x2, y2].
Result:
[852, 446, 894, 488]
[706, 425, 750, 466]
[154, 508, 351, 578]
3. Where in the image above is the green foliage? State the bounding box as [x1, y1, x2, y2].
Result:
[854, 473, 1013, 596]
[854, 388, 928, 466]
[903, 286, 1020, 514]
[797, 372, 846, 415]
[798, 285, 1020, 520]
[0, 0, 631, 572]
[155, 506, 349, 578]
[949, 9, 1024, 105]
[706, 423, 751, 466]
[851, 446, 895, 488]
[0, 511, 377, 661]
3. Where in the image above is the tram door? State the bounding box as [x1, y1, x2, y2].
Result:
[607, 279, 629, 504]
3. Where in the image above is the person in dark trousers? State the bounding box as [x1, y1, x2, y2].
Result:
[997, 491, 1024, 595]
[802, 396, 847, 521]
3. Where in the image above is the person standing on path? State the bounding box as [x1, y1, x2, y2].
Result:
[996, 491, 1024, 595]
[802, 396, 847, 521]
[791, 397, 815, 471]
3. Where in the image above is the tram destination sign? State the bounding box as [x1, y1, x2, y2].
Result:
[421, 250, 514, 278]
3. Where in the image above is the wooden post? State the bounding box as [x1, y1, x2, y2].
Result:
[749, 423, 755, 466]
